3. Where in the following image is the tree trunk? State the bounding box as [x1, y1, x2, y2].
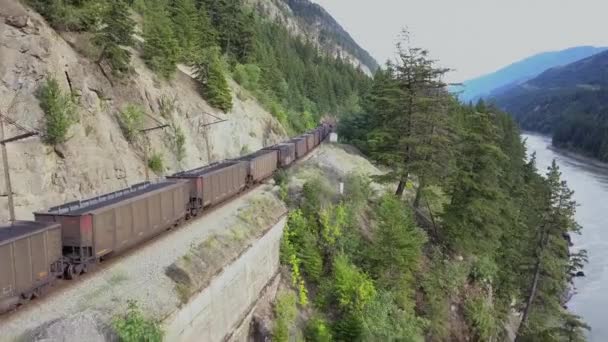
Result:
[395, 176, 407, 197]
[515, 228, 549, 341]
[413, 178, 425, 208]
[515, 257, 542, 342]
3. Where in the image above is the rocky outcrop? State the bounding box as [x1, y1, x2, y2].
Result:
[0, 0, 286, 223]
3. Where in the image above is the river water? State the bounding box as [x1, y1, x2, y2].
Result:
[523, 133, 608, 341]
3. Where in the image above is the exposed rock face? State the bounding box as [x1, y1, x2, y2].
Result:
[0, 0, 286, 223]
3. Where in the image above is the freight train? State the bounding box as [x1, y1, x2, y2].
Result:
[0, 124, 332, 313]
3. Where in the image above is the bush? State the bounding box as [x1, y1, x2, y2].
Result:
[332, 254, 376, 314]
[464, 293, 500, 341]
[112, 300, 163, 342]
[172, 125, 186, 161]
[28, 0, 104, 31]
[272, 292, 298, 342]
[148, 152, 164, 173]
[37, 77, 77, 145]
[305, 316, 333, 342]
[118, 104, 144, 142]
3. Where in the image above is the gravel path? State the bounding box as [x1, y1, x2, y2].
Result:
[0, 185, 281, 342]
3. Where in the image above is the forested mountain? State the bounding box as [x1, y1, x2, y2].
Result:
[280, 0, 379, 73]
[246, 0, 378, 75]
[492, 50, 608, 161]
[454, 46, 606, 102]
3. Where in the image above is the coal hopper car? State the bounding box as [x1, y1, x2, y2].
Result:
[238, 149, 279, 184]
[263, 142, 296, 168]
[34, 180, 190, 278]
[168, 161, 248, 215]
[0, 221, 63, 313]
[289, 137, 308, 159]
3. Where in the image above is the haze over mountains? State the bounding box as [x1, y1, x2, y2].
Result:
[454, 46, 607, 103]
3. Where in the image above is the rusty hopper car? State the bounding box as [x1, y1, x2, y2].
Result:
[238, 149, 279, 183]
[34, 180, 189, 276]
[313, 128, 321, 146]
[168, 161, 248, 211]
[303, 133, 315, 152]
[263, 143, 296, 168]
[290, 137, 308, 159]
[0, 221, 63, 312]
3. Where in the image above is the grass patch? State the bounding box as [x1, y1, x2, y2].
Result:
[148, 152, 164, 173]
[272, 291, 298, 342]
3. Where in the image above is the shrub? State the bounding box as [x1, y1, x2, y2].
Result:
[305, 316, 333, 342]
[148, 152, 164, 173]
[464, 293, 500, 341]
[172, 125, 186, 161]
[272, 292, 298, 342]
[112, 300, 163, 342]
[332, 254, 376, 314]
[159, 95, 176, 118]
[118, 104, 144, 142]
[37, 77, 77, 145]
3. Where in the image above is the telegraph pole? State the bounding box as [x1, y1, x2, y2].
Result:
[0, 114, 38, 222]
[140, 124, 168, 181]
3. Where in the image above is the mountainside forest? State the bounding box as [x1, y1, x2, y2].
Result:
[275, 40, 588, 340]
[492, 50, 608, 161]
[454, 46, 606, 103]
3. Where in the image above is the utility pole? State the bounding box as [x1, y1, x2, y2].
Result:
[140, 124, 168, 181]
[0, 114, 38, 222]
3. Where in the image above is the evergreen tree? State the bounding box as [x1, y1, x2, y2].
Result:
[515, 161, 589, 341]
[168, 0, 202, 62]
[143, 0, 180, 79]
[93, 0, 135, 77]
[192, 46, 233, 112]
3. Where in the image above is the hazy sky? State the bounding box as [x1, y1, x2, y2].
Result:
[311, 0, 608, 82]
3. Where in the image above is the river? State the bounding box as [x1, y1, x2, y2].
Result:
[523, 133, 608, 341]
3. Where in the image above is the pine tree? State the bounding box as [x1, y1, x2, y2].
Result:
[93, 0, 135, 77]
[515, 161, 588, 341]
[143, 0, 180, 79]
[192, 46, 233, 112]
[167, 0, 201, 62]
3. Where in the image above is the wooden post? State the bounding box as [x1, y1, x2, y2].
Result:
[0, 116, 15, 222]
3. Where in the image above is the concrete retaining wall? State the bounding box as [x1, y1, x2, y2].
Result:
[163, 216, 287, 341]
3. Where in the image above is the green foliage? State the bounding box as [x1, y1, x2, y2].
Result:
[93, 0, 135, 77]
[233, 63, 261, 91]
[464, 293, 501, 341]
[305, 316, 333, 342]
[361, 291, 426, 341]
[371, 194, 427, 290]
[112, 300, 163, 342]
[28, 0, 104, 31]
[172, 125, 186, 161]
[332, 254, 376, 314]
[143, 1, 180, 79]
[272, 292, 298, 342]
[37, 77, 77, 145]
[118, 104, 144, 142]
[192, 46, 233, 112]
[343, 173, 372, 209]
[148, 152, 164, 173]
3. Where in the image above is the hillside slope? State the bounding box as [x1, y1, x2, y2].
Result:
[246, 0, 377, 74]
[454, 46, 606, 102]
[492, 50, 608, 160]
[0, 0, 286, 223]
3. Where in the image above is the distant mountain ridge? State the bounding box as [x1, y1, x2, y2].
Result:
[282, 0, 379, 72]
[454, 46, 607, 102]
[492, 50, 608, 161]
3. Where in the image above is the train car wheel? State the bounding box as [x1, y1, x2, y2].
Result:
[65, 264, 79, 280]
